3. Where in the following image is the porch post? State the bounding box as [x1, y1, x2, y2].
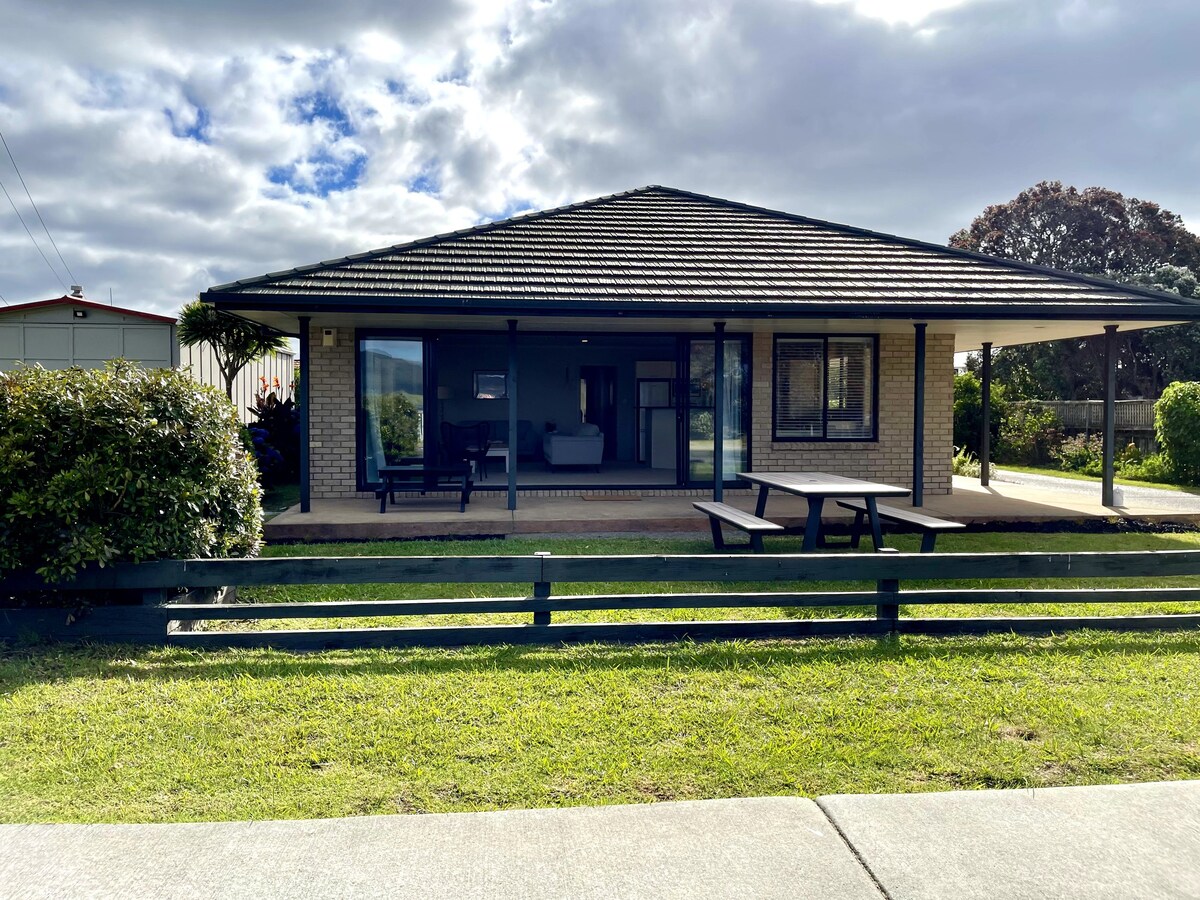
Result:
[1102, 324, 1118, 506]
[507, 319, 519, 511]
[980, 341, 992, 487]
[713, 322, 726, 502]
[298, 316, 311, 513]
[912, 323, 927, 507]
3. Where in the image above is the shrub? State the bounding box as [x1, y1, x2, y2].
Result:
[1156, 381, 1200, 483]
[247, 377, 299, 486]
[952, 373, 1006, 456]
[0, 362, 262, 581]
[1117, 451, 1173, 484]
[996, 404, 1061, 464]
[1052, 433, 1104, 476]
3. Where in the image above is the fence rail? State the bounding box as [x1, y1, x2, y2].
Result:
[4, 551, 1200, 648]
[1024, 399, 1156, 431]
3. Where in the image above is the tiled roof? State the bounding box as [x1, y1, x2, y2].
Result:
[205, 186, 1200, 317]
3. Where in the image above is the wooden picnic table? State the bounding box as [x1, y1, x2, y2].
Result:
[737, 471, 911, 552]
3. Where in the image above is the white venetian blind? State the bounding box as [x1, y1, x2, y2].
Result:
[775, 338, 824, 438]
[825, 337, 873, 438]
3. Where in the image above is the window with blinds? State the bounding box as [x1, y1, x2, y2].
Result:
[774, 336, 876, 440]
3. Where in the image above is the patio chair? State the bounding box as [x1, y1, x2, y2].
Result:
[442, 421, 492, 478]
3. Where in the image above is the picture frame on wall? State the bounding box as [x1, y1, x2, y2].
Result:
[474, 370, 508, 399]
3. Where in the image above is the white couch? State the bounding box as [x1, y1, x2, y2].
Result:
[543, 423, 605, 470]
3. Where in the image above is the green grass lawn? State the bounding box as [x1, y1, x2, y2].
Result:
[2, 631, 1199, 823]
[3, 530, 1200, 824]
[996, 463, 1200, 494]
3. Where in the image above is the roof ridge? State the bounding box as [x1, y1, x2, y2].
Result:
[208, 185, 669, 293]
[645, 186, 1200, 308]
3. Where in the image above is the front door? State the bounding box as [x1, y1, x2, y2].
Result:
[684, 337, 749, 485]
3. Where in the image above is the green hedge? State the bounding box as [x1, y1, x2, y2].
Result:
[0, 362, 262, 581]
[1156, 382, 1200, 484]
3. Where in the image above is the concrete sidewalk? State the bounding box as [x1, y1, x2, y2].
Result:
[2, 781, 1197, 899]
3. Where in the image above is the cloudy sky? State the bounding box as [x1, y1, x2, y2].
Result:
[0, 0, 1197, 316]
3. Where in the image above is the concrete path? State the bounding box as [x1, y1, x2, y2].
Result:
[2, 781, 1198, 899]
[995, 466, 1200, 514]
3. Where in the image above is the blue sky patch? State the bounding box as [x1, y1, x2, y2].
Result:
[293, 90, 354, 137]
[164, 101, 210, 143]
[267, 148, 366, 198]
[408, 169, 440, 196]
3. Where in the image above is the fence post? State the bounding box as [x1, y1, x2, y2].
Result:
[876, 578, 899, 633]
[533, 551, 552, 627]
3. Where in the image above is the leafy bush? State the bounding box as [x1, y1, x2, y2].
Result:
[1052, 433, 1104, 476]
[996, 404, 1062, 464]
[1156, 381, 1200, 483]
[1117, 451, 1174, 484]
[247, 377, 299, 486]
[370, 392, 421, 463]
[0, 362, 262, 581]
[952, 373, 1006, 456]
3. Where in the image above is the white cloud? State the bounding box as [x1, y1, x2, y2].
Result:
[0, 0, 1197, 318]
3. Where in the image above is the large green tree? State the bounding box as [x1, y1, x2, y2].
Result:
[951, 181, 1200, 400]
[178, 300, 287, 400]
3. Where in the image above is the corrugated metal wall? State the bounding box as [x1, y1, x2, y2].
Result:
[178, 344, 297, 424]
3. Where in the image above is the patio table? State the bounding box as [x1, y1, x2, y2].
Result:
[737, 471, 911, 552]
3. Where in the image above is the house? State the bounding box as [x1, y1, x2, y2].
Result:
[200, 185, 1200, 512]
[0, 290, 294, 423]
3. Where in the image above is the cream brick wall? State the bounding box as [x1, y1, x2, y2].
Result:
[307, 325, 954, 498]
[750, 331, 953, 496]
[308, 324, 359, 499]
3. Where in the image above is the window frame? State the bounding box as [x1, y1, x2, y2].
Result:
[771, 333, 880, 443]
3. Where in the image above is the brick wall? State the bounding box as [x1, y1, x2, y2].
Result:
[308, 324, 359, 499]
[307, 326, 955, 498]
[750, 331, 954, 496]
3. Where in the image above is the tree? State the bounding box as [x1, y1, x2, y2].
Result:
[952, 182, 1200, 400]
[177, 300, 287, 400]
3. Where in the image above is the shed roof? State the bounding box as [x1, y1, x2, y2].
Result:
[0, 296, 177, 324]
[203, 186, 1200, 321]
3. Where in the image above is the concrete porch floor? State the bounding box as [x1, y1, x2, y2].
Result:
[265, 475, 1200, 542]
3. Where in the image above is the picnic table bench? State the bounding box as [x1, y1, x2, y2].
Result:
[692, 501, 785, 553]
[377, 463, 473, 513]
[836, 499, 965, 553]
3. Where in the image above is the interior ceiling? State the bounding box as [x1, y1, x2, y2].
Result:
[224, 308, 1185, 353]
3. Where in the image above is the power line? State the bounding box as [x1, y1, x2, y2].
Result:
[0, 174, 67, 291]
[0, 289, 9, 306]
[0, 128, 77, 285]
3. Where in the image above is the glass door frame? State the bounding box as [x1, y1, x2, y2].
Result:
[678, 333, 753, 488]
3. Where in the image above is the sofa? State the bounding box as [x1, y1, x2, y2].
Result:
[543, 423, 605, 470]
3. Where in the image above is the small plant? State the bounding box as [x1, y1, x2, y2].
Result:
[1155, 381, 1200, 483]
[1117, 451, 1174, 484]
[951, 446, 994, 479]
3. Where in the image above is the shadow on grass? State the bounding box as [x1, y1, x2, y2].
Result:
[5, 628, 1200, 693]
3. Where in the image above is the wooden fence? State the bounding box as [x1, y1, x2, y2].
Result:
[4, 551, 1200, 649]
[1025, 399, 1156, 432]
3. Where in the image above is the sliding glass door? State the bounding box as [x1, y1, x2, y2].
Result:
[359, 336, 428, 485]
[685, 337, 749, 484]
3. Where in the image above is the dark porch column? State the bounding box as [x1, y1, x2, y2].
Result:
[507, 319, 519, 512]
[912, 323, 927, 507]
[298, 316, 311, 513]
[713, 321, 726, 502]
[980, 341, 992, 487]
[1102, 324, 1118, 506]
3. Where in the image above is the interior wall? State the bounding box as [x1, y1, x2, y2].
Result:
[437, 333, 676, 462]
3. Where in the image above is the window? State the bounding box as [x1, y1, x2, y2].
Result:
[773, 335, 876, 440]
